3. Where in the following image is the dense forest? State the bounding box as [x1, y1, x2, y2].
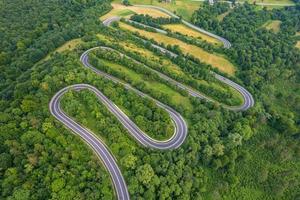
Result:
[0, 1, 299, 200]
[0, 0, 111, 97]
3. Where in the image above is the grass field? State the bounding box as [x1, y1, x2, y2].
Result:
[113, 0, 202, 20]
[120, 22, 236, 75]
[163, 24, 222, 46]
[262, 20, 282, 33]
[100, 59, 192, 109]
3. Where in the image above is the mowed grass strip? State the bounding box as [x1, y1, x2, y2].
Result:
[120, 22, 236, 75]
[262, 20, 282, 33]
[163, 24, 222, 46]
[100, 59, 192, 109]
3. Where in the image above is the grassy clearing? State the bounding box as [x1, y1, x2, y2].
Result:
[262, 20, 282, 33]
[100, 59, 192, 110]
[163, 24, 222, 46]
[120, 22, 236, 75]
[54, 38, 82, 54]
[217, 11, 231, 21]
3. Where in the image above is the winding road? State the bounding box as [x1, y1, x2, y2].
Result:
[134, 5, 232, 48]
[50, 5, 254, 200]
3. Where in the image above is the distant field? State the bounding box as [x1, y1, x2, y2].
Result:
[101, 3, 170, 20]
[163, 24, 222, 46]
[262, 20, 282, 33]
[113, 0, 202, 20]
[120, 22, 236, 75]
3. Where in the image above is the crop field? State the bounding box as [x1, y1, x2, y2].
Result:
[119, 22, 236, 75]
[163, 24, 222, 46]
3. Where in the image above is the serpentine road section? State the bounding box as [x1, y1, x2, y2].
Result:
[49, 50, 188, 199]
[96, 46, 253, 111]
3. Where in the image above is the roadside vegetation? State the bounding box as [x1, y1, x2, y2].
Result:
[163, 24, 222, 45]
[97, 32, 243, 106]
[89, 49, 193, 110]
[119, 22, 236, 75]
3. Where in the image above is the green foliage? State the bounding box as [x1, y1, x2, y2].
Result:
[192, 3, 300, 199]
[136, 164, 155, 185]
[0, 0, 111, 95]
